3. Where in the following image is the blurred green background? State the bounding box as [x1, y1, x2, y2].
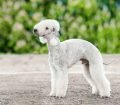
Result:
[0, 0, 120, 54]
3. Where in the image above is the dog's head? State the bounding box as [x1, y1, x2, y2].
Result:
[33, 19, 60, 45]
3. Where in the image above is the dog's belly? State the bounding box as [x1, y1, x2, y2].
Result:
[66, 44, 85, 67]
[68, 60, 79, 68]
[67, 52, 83, 68]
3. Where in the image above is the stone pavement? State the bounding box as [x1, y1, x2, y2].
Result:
[0, 54, 119, 105]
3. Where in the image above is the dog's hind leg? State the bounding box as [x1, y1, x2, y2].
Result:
[89, 63, 111, 97]
[83, 64, 99, 95]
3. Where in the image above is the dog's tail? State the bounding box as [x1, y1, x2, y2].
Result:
[103, 59, 118, 65]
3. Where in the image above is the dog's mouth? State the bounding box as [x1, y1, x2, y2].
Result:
[41, 34, 48, 38]
[42, 34, 46, 37]
[41, 31, 52, 37]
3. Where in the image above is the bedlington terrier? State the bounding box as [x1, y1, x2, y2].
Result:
[33, 19, 111, 98]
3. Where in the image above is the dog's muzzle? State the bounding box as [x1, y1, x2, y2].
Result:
[33, 28, 38, 33]
[33, 28, 39, 37]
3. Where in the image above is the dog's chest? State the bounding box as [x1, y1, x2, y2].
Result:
[49, 48, 67, 69]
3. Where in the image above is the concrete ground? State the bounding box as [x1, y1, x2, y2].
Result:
[0, 54, 120, 105]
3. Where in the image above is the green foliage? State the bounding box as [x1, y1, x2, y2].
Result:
[0, 0, 120, 53]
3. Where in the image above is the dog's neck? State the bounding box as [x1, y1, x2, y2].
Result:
[47, 37, 61, 53]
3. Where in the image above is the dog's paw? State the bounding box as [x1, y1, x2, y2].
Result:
[56, 91, 66, 98]
[92, 87, 99, 95]
[99, 91, 111, 98]
[100, 94, 111, 98]
[49, 91, 56, 97]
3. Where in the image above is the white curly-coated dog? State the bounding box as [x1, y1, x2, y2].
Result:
[33, 19, 111, 98]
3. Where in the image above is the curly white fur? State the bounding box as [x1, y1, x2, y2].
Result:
[33, 19, 111, 98]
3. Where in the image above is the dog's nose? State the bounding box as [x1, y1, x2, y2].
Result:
[34, 29, 37, 33]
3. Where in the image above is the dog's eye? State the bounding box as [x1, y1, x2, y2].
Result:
[53, 28, 55, 31]
[45, 27, 49, 30]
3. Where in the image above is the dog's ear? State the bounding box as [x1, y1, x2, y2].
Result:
[53, 20, 60, 32]
[59, 30, 62, 36]
[53, 20, 61, 36]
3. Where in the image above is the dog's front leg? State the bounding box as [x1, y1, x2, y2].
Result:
[49, 65, 56, 97]
[56, 67, 68, 98]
